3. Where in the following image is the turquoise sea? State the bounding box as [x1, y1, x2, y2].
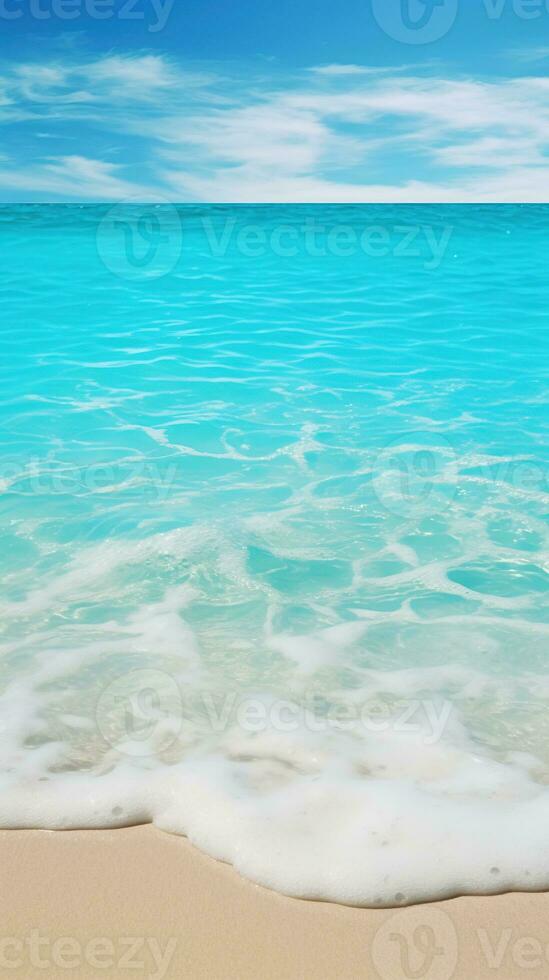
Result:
[0, 204, 548, 905]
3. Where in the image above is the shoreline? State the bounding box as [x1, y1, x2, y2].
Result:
[2, 825, 549, 979]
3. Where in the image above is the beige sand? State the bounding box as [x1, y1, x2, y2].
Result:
[1, 825, 549, 979]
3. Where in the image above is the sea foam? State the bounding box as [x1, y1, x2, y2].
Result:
[0, 203, 547, 904]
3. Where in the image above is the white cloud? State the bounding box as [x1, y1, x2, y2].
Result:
[4, 53, 210, 108]
[433, 136, 546, 168]
[509, 46, 549, 62]
[81, 53, 213, 100]
[84, 54, 177, 89]
[0, 156, 150, 200]
[153, 104, 331, 173]
[13, 63, 91, 104]
[0, 55, 548, 202]
[309, 65, 378, 76]
[153, 73, 549, 202]
[160, 169, 549, 204]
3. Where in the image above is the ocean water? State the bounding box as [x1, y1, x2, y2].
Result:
[0, 203, 548, 906]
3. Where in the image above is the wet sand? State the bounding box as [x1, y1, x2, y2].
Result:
[1, 825, 549, 979]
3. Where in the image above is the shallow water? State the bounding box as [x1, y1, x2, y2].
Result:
[0, 204, 548, 905]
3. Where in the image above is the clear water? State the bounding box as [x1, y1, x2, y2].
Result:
[0, 204, 548, 905]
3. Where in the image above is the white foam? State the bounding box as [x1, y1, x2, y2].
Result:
[1, 458, 548, 906]
[2, 724, 549, 906]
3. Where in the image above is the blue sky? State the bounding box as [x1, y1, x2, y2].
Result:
[1, 0, 549, 201]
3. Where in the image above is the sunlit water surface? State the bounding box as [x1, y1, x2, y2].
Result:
[0, 204, 547, 905]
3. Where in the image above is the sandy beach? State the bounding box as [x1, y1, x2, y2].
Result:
[0, 826, 548, 979]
